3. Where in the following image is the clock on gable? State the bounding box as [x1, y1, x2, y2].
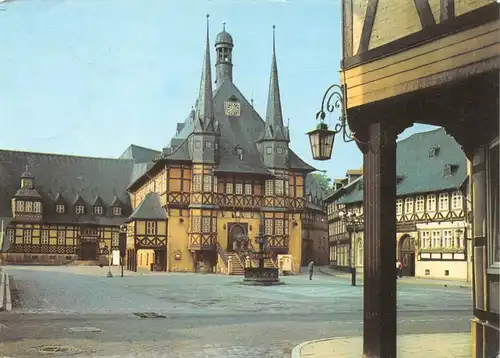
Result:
[225, 100, 241, 117]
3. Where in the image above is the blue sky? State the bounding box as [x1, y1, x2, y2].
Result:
[0, 0, 436, 180]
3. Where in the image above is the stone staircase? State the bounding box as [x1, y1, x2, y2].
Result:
[227, 253, 245, 275]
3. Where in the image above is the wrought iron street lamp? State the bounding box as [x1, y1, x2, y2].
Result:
[307, 84, 356, 161]
[338, 210, 363, 286]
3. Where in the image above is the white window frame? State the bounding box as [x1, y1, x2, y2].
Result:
[264, 219, 273, 235]
[235, 183, 243, 195]
[75, 205, 85, 215]
[244, 183, 252, 195]
[112, 232, 119, 247]
[225, 183, 233, 194]
[203, 175, 212, 192]
[443, 230, 453, 248]
[451, 191, 463, 210]
[396, 199, 403, 216]
[191, 217, 201, 232]
[25, 201, 33, 212]
[427, 194, 436, 212]
[404, 198, 414, 215]
[275, 219, 284, 235]
[192, 175, 202, 192]
[112, 206, 122, 216]
[265, 180, 273, 196]
[23, 229, 32, 244]
[213, 176, 218, 193]
[41, 229, 49, 245]
[438, 193, 449, 211]
[94, 206, 103, 215]
[415, 196, 425, 213]
[16, 201, 24, 212]
[487, 138, 500, 269]
[56, 204, 65, 214]
[275, 180, 284, 196]
[432, 230, 441, 248]
[57, 230, 65, 245]
[420, 231, 430, 249]
[33, 201, 42, 213]
[6, 229, 15, 243]
[202, 217, 211, 233]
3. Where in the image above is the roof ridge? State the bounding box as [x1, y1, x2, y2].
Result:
[0, 148, 134, 162]
[397, 127, 444, 144]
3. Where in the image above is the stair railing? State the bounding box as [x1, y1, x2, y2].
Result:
[216, 242, 229, 273]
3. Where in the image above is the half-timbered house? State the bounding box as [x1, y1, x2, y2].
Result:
[0, 18, 327, 274]
[326, 128, 472, 280]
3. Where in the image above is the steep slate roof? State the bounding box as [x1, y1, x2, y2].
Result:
[125, 192, 167, 222]
[305, 174, 326, 211]
[0, 150, 134, 225]
[162, 78, 314, 175]
[333, 128, 468, 204]
[119, 144, 161, 163]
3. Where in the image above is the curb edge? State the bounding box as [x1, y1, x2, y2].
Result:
[291, 337, 335, 358]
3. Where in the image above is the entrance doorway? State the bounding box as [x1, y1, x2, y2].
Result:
[227, 224, 247, 252]
[80, 241, 98, 260]
[398, 235, 416, 277]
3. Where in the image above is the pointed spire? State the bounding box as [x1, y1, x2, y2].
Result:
[194, 14, 216, 133]
[260, 25, 288, 142]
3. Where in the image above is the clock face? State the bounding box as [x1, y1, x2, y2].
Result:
[225, 101, 241, 117]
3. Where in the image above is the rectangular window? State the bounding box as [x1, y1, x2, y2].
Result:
[404, 198, 414, 214]
[420, 231, 430, 249]
[432, 231, 441, 248]
[94, 206, 103, 215]
[23, 229, 32, 244]
[57, 230, 65, 245]
[25, 201, 33, 212]
[244, 183, 252, 195]
[275, 180, 284, 196]
[275, 219, 284, 235]
[192, 175, 202, 192]
[146, 221, 156, 235]
[226, 183, 233, 194]
[427, 194, 436, 212]
[439, 193, 449, 211]
[265, 180, 273, 196]
[33, 202, 42, 213]
[203, 175, 212, 192]
[451, 191, 463, 210]
[16, 201, 24, 212]
[56, 204, 65, 213]
[264, 219, 273, 235]
[202, 217, 211, 233]
[6, 229, 15, 243]
[415, 196, 425, 213]
[212, 217, 217, 233]
[112, 232, 119, 247]
[192, 217, 201, 232]
[112, 207, 122, 216]
[488, 140, 499, 266]
[235, 183, 243, 195]
[443, 230, 453, 248]
[396, 199, 403, 215]
[213, 176, 218, 193]
[41, 230, 49, 245]
[75, 205, 85, 215]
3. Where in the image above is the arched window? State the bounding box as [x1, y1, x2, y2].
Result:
[357, 240, 363, 266]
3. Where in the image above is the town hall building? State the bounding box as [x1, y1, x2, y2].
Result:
[0, 17, 327, 275]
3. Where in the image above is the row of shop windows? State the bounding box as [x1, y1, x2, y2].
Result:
[6, 229, 119, 246]
[189, 217, 289, 235]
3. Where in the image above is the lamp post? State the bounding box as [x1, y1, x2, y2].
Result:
[104, 246, 113, 278]
[338, 210, 363, 286]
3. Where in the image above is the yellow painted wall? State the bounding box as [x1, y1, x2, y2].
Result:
[137, 249, 155, 268]
[167, 209, 193, 272]
[289, 217, 303, 273]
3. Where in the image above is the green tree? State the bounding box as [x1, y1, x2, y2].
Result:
[312, 172, 334, 197]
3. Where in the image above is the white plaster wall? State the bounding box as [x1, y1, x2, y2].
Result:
[415, 260, 468, 280]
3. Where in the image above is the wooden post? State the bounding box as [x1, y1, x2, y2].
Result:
[362, 121, 398, 358]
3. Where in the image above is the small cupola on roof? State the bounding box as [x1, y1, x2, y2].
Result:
[11, 165, 43, 220]
[215, 21, 234, 88]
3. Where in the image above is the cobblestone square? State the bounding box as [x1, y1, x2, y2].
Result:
[0, 266, 473, 357]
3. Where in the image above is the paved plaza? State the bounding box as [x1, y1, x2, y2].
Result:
[0, 265, 473, 357]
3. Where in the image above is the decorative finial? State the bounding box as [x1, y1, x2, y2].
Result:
[206, 14, 210, 34]
[25, 165, 29, 173]
[222, 21, 226, 31]
[272, 25, 276, 53]
[287, 118, 290, 126]
[251, 98, 254, 107]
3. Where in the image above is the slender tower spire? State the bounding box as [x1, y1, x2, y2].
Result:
[259, 25, 289, 142]
[194, 14, 216, 133]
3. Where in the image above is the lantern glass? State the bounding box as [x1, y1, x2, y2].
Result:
[307, 127, 335, 161]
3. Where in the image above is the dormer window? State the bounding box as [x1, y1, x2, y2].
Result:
[56, 204, 65, 214]
[235, 146, 244, 160]
[75, 205, 85, 215]
[22, 178, 33, 189]
[33, 202, 42, 213]
[25, 201, 33, 212]
[16, 201, 24, 212]
[112, 207, 122, 216]
[94, 206, 103, 215]
[429, 145, 440, 158]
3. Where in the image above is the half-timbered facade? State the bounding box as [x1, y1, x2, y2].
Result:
[113, 20, 326, 274]
[326, 128, 472, 280]
[338, 0, 498, 355]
